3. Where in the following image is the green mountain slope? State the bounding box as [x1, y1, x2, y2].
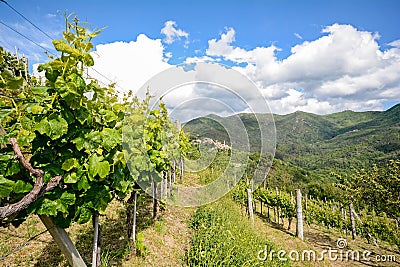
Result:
[183, 103, 400, 175]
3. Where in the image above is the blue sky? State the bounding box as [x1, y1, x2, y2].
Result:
[1, 0, 400, 117]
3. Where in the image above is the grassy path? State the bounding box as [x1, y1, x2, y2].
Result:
[123, 204, 195, 266]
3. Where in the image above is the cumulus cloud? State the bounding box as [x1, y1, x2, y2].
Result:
[80, 22, 400, 119]
[205, 24, 400, 114]
[89, 34, 171, 93]
[161, 20, 189, 45]
[206, 27, 278, 63]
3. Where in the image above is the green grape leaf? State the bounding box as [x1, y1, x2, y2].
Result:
[32, 105, 45, 114]
[97, 161, 110, 179]
[40, 64, 60, 83]
[53, 40, 81, 58]
[31, 86, 49, 96]
[101, 110, 118, 123]
[75, 107, 90, 124]
[4, 75, 25, 90]
[0, 108, 12, 122]
[0, 154, 14, 162]
[76, 205, 92, 224]
[88, 153, 110, 180]
[36, 191, 75, 216]
[35, 116, 68, 140]
[61, 107, 75, 124]
[64, 172, 78, 183]
[67, 73, 86, 94]
[84, 131, 102, 150]
[88, 153, 102, 179]
[82, 53, 94, 66]
[72, 131, 102, 152]
[55, 76, 79, 98]
[20, 116, 34, 130]
[101, 128, 120, 151]
[40, 163, 63, 183]
[113, 151, 126, 166]
[5, 161, 22, 176]
[1, 69, 13, 80]
[77, 175, 90, 191]
[71, 136, 85, 151]
[62, 158, 79, 171]
[34, 118, 51, 137]
[85, 184, 112, 212]
[63, 32, 75, 43]
[48, 116, 68, 139]
[60, 191, 76, 206]
[36, 198, 59, 216]
[111, 168, 130, 193]
[17, 129, 36, 147]
[0, 176, 15, 198]
[13, 180, 33, 194]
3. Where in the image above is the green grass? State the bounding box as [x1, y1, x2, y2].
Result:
[186, 196, 290, 267]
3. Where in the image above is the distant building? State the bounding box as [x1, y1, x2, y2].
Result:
[192, 138, 231, 150]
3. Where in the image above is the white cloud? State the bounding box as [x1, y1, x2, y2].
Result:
[89, 34, 171, 93]
[268, 89, 337, 114]
[46, 13, 57, 18]
[69, 22, 400, 119]
[206, 27, 281, 68]
[164, 51, 172, 62]
[205, 24, 400, 114]
[206, 27, 267, 63]
[388, 40, 400, 48]
[161, 20, 189, 45]
[7, 12, 398, 118]
[294, 33, 303, 40]
[184, 55, 217, 64]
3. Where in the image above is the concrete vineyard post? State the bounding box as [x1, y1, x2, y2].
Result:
[247, 188, 254, 226]
[39, 215, 86, 267]
[296, 189, 304, 240]
[349, 202, 356, 240]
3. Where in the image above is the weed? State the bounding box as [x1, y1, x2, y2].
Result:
[135, 233, 148, 256]
[154, 217, 166, 234]
[186, 197, 290, 266]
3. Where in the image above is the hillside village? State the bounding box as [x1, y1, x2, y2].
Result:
[192, 137, 231, 150]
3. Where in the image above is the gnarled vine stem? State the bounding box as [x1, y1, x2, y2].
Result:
[0, 138, 62, 220]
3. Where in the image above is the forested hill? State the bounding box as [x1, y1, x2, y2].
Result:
[183, 103, 400, 175]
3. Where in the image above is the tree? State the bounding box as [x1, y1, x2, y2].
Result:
[335, 160, 400, 220]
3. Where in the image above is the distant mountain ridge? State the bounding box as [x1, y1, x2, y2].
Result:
[183, 103, 400, 175]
